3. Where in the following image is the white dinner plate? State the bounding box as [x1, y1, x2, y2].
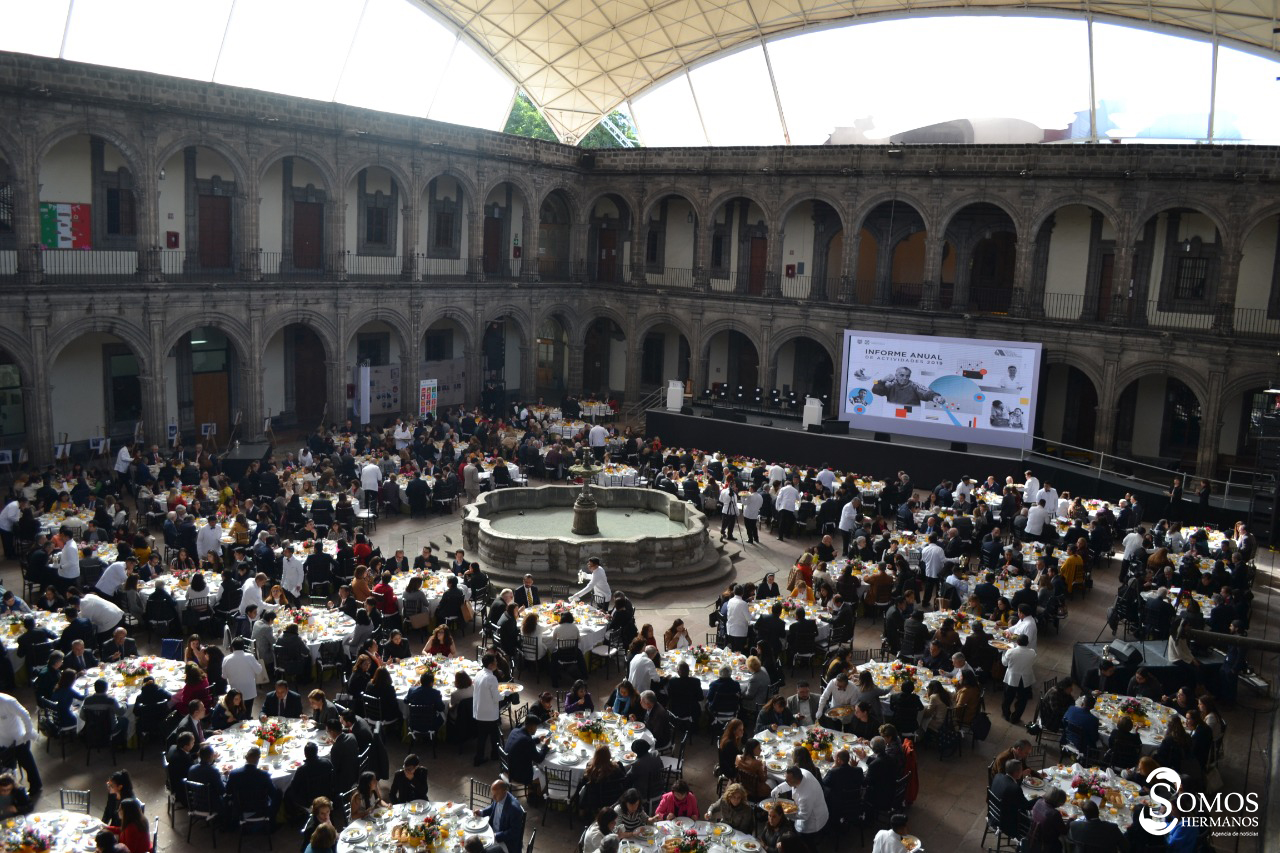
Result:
[340, 827, 366, 843]
[462, 817, 491, 833]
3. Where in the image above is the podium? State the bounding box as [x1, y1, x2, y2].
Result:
[666, 380, 684, 411]
[802, 397, 823, 431]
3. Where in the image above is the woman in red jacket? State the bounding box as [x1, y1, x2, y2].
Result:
[108, 799, 151, 853]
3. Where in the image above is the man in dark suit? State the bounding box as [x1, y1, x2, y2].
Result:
[165, 731, 198, 806]
[822, 747, 865, 825]
[1144, 589, 1175, 641]
[64, 639, 97, 673]
[475, 780, 525, 853]
[58, 607, 95, 653]
[512, 575, 540, 609]
[15, 616, 57, 663]
[821, 595, 856, 638]
[1011, 580, 1038, 615]
[187, 744, 232, 825]
[1082, 660, 1126, 694]
[284, 740, 335, 815]
[1067, 800, 1127, 851]
[622, 739, 664, 800]
[882, 598, 908, 653]
[754, 602, 786, 655]
[638, 691, 673, 751]
[435, 576, 465, 624]
[502, 716, 549, 801]
[98, 628, 138, 663]
[412, 547, 440, 572]
[988, 759, 1033, 838]
[973, 572, 1000, 614]
[226, 747, 281, 826]
[170, 700, 208, 747]
[325, 719, 359, 795]
[262, 681, 303, 718]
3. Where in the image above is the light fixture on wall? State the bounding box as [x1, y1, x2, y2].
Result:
[686, 212, 693, 224]
[1180, 238, 1193, 253]
[158, 168, 165, 180]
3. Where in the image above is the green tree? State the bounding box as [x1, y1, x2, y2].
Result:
[503, 91, 639, 148]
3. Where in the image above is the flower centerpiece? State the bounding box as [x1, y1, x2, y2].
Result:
[4, 827, 51, 853]
[781, 600, 796, 614]
[392, 817, 442, 848]
[550, 601, 575, 618]
[255, 719, 287, 753]
[117, 659, 154, 684]
[692, 646, 712, 667]
[1071, 773, 1109, 800]
[288, 608, 310, 627]
[888, 661, 917, 684]
[1119, 698, 1145, 717]
[663, 831, 709, 853]
[4, 614, 23, 635]
[801, 727, 834, 757]
[573, 719, 606, 744]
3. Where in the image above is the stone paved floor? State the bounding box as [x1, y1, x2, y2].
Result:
[8, 504, 1275, 853]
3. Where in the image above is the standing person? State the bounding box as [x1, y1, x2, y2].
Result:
[775, 480, 799, 542]
[741, 484, 763, 545]
[221, 638, 265, 715]
[769, 765, 828, 847]
[1000, 634, 1036, 724]
[1166, 477, 1183, 517]
[359, 459, 382, 510]
[0, 497, 27, 561]
[54, 527, 81, 594]
[570, 558, 611, 606]
[719, 482, 740, 542]
[1197, 480, 1211, 509]
[472, 653, 502, 766]
[0, 691, 41, 796]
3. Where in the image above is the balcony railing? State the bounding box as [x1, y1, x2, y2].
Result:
[41, 248, 140, 282]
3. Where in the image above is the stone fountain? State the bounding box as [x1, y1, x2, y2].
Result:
[567, 461, 603, 535]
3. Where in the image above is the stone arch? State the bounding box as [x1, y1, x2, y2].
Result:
[483, 305, 534, 343]
[697, 318, 765, 362]
[581, 188, 639, 226]
[259, 311, 339, 363]
[153, 135, 252, 189]
[338, 159, 414, 201]
[1042, 348, 1105, 397]
[1133, 198, 1228, 241]
[1029, 195, 1124, 240]
[707, 189, 773, 225]
[46, 316, 151, 370]
[634, 311, 696, 348]
[343, 307, 414, 358]
[938, 195, 1024, 240]
[1238, 203, 1280, 245]
[537, 183, 581, 219]
[160, 314, 253, 363]
[766, 327, 840, 369]
[1112, 361, 1209, 410]
[256, 145, 340, 195]
[423, 306, 476, 356]
[639, 188, 703, 224]
[532, 304, 583, 346]
[851, 192, 933, 234]
[777, 191, 848, 232]
[577, 307, 630, 345]
[35, 122, 147, 179]
[0, 126, 23, 171]
[0, 329, 35, 376]
[1220, 371, 1277, 405]
[421, 166, 480, 208]
[479, 175, 535, 211]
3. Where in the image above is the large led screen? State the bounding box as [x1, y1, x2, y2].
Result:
[839, 330, 1042, 450]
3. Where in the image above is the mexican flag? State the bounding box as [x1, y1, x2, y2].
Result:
[39, 202, 92, 249]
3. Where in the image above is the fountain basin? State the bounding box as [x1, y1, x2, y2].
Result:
[462, 485, 712, 593]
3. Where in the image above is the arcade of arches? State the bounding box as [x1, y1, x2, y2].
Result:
[0, 52, 1276, 483]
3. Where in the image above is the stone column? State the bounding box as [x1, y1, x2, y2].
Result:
[463, 346, 482, 403]
[520, 212, 537, 282]
[241, 171, 262, 282]
[467, 211, 484, 281]
[839, 227, 860, 304]
[1106, 245, 1136, 325]
[1010, 238, 1037, 317]
[1213, 246, 1242, 333]
[766, 224, 785, 298]
[1094, 358, 1120, 455]
[401, 202, 420, 281]
[330, 301, 351, 422]
[1195, 368, 1226, 478]
[629, 214, 647, 286]
[243, 306, 266, 440]
[403, 303, 422, 418]
[14, 156, 43, 285]
[136, 130, 162, 281]
[571, 221, 589, 282]
[25, 309, 52, 466]
[328, 199, 347, 280]
[693, 218, 712, 291]
[141, 311, 167, 447]
[919, 233, 945, 310]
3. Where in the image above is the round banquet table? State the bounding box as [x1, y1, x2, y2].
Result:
[523, 601, 610, 653]
[72, 655, 187, 734]
[337, 800, 495, 853]
[386, 654, 521, 715]
[1090, 693, 1173, 754]
[854, 660, 958, 714]
[2, 610, 70, 674]
[616, 819, 762, 853]
[277, 606, 356, 660]
[1141, 588, 1214, 617]
[1022, 764, 1148, 831]
[539, 711, 656, 787]
[38, 511, 90, 536]
[137, 572, 224, 613]
[596, 464, 643, 486]
[546, 419, 588, 437]
[206, 718, 332, 790]
[753, 725, 873, 783]
[922, 610, 1010, 646]
[748, 598, 832, 643]
[656, 646, 753, 693]
[0, 809, 104, 853]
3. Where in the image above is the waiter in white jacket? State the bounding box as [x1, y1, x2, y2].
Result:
[718, 483, 739, 542]
[281, 545, 305, 605]
[570, 557, 610, 606]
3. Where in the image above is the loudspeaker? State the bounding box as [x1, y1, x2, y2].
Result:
[679, 406, 693, 415]
[219, 441, 272, 480]
[1105, 640, 1142, 667]
[873, 432, 892, 443]
[951, 442, 969, 453]
[822, 419, 849, 435]
[807, 425, 824, 434]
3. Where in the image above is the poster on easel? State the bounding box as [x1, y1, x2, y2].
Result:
[418, 379, 438, 418]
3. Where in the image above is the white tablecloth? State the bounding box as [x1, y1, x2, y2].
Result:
[337, 801, 494, 853]
[207, 717, 333, 790]
[538, 711, 655, 787]
[0, 810, 104, 853]
[72, 656, 187, 734]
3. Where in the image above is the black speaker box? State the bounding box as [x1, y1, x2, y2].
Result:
[951, 442, 969, 453]
[1105, 640, 1142, 667]
[822, 419, 849, 435]
[807, 425, 824, 433]
[873, 432, 892, 442]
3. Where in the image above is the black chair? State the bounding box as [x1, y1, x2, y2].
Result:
[361, 692, 401, 738]
[316, 640, 346, 684]
[231, 790, 274, 852]
[25, 639, 55, 670]
[37, 698, 77, 758]
[184, 780, 220, 846]
[406, 703, 443, 757]
[468, 777, 493, 811]
[80, 707, 117, 766]
[496, 743, 530, 801]
[60, 788, 91, 813]
[979, 788, 1016, 852]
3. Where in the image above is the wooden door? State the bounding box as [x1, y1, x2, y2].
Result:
[483, 217, 503, 275]
[1095, 252, 1115, 321]
[583, 324, 605, 394]
[596, 229, 617, 282]
[748, 236, 767, 295]
[293, 328, 326, 426]
[197, 195, 231, 269]
[292, 201, 324, 269]
[192, 372, 230, 439]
